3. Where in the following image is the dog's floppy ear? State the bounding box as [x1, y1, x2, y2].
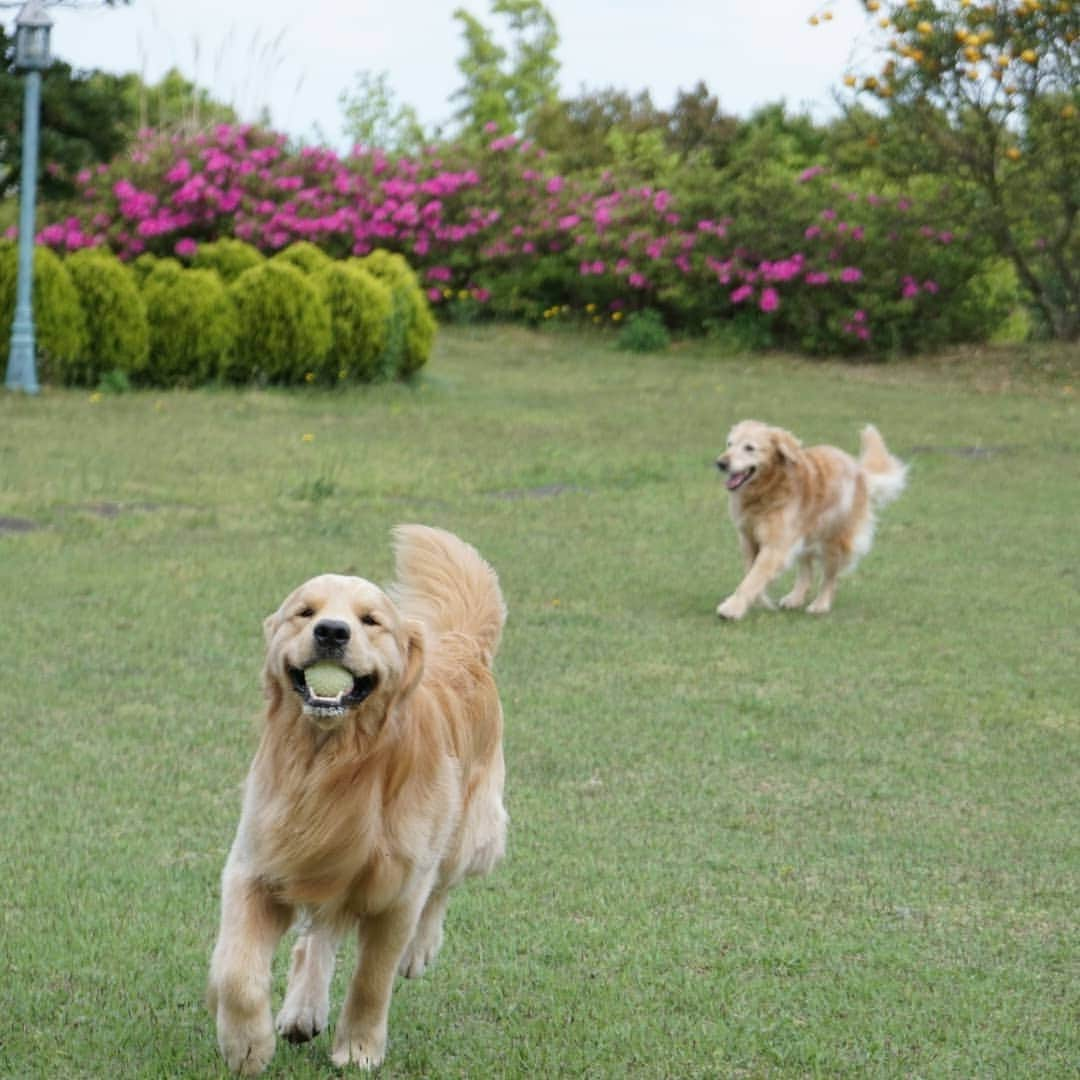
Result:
[396, 617, 426, 702]
[772, 428, 802, 464]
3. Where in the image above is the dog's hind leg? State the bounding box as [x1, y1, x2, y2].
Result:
[399, 889, 450, 978]
[807, 543, 849, 614]
[276, 920, 341, 1044]
[780, 552, 815, 610]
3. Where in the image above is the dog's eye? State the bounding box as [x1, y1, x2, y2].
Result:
[297, 606, 315, 619]
[360, 613, 379, 627]
[744, 444, 755, 452]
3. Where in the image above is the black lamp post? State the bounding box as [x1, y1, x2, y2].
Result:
[5, 0, 53, 394]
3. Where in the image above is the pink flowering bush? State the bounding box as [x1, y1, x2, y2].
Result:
[23, 121, 1016, 356]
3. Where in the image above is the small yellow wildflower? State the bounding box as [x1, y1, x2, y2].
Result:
[89, 392, 102, 403]
[1021, 49, 1037, 64]
[1005, 147, 1022, 161]
[301, 433, 315, 443]
[612, 311, 624, 322]
[304, 371, 315, 384]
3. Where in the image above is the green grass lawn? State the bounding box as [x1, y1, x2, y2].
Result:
[1, 327, 1077, 1078]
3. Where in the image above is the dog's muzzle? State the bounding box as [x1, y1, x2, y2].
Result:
[288, 663, 377, 722]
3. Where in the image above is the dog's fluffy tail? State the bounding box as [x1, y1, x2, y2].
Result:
[859, 424, 907, 508]
[391, 524, 506, 664]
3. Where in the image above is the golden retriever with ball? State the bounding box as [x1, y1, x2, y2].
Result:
[715, 421, 906, 619]
[208, 525, 507, 1074]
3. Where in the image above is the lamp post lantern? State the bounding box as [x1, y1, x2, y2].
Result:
[5, 0, 53, 395]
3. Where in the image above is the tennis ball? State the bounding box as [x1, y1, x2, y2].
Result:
[305, 662, 353, 699]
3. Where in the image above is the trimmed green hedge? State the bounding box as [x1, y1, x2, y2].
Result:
[355, 250, 436, 379]
[1, 239, 434, 388]
[142, 263, 238, 386]
[65, 249, 149, 385]
[191, 238, 266, 283]
[0, 241, 87, 385]
[311, 262, 393, 383]
[225, 261, 332, 385]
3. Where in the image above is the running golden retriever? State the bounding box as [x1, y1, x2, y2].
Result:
[715, 421, 906, 619]
[208, 525, 507, 1074]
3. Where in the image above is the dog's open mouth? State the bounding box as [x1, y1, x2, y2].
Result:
[726, 467, 755, 491]
[288, 663, 377, 719]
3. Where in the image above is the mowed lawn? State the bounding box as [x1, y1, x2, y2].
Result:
[1, 327, 1077, 1078]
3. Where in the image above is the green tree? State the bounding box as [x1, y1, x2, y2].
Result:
[339, 70, 427, 153]
[841, 0, 1079, 340]
[115, 67, 238, 138]
[451, 0, 560, 137]
[1, 24, 129, 199]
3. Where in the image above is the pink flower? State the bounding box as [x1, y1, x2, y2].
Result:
[839, 267, 863, 283]
[174, 237, 197, 257]
[730, 284, 754, 304]
[165, 159, 192, 184]
[805, 225, 822, 240]
[798, 165, 825, 183]
[759, 288, 779, 313]
[922, 279, 939, 294]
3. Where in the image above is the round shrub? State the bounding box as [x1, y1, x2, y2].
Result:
[64, 249, 149, 385]
[226, 261, 331, 385]
[310, 262, 393, 383]
[191, 238, 265, 284]
[354, 250, 436, 379]
[274, 241, 333, 276]
[142, 265, 238, 387]
[130, 252, 167, 285]
[0, 240, 87, 386]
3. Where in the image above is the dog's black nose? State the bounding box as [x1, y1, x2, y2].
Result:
[314, 619, 351, 649]
[716, 458, 729, 472]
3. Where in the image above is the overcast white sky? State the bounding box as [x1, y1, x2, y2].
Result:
[7, 0, 874, 149]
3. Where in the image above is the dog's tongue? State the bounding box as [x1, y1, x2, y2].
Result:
[726, 470, 748, 491]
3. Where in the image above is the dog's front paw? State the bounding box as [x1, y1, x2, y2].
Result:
[716, 595, 747, 621]
[331, 1029, 387, 1070]
[806, 597, 832, 615]
[217, 1016, 275, 1077]
[276, 998, 327, 1045]
[778, 591, 805, 610]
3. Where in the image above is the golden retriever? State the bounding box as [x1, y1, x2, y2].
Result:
[715, 421, 906, 619]
[208, 525, 507, 1074]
